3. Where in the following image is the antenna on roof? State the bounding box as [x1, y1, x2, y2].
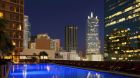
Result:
[91, 12, 93, 18]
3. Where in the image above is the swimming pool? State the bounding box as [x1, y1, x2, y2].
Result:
[8, 64, 131, 78]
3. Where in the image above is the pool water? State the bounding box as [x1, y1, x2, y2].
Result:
[8, 64, 131, 78]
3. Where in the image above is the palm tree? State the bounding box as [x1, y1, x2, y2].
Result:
[0, 17, 14, 56]
[39, 51, 48, 59]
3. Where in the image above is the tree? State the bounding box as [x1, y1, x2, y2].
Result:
[31, 56, 37, 63]
[0, 18, 14, 56]
[39, 51, 48, 59]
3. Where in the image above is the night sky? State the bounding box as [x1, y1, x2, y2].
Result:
[25, 0, 104, 52]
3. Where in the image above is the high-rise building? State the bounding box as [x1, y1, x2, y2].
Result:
[86, 12, 102, 61]
[30, 35, 37, 49]
[36, 33, 51, 50]
[86, 12, 100, 54]
[104, 0, 140, 61]
[23, 15, 31, 49]
[0, 0, 24, 53]
[65, 25, 78, 52]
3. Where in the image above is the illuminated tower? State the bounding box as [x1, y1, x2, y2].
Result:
[23, 15, 31, 49]
[104, 0, 140, 61]
[86, 12, 100, 55]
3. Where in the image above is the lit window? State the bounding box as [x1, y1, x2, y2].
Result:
[115, 51, 118, 54]
[128, 55, 132, 57]
[12, 41, 16, 46]
[127, 28, 130, 30]
[14, 7, 16, 12]
[118, 18, 125, 22]
[0, 12, 3, 17]
[134, 8, 140, 12]
[111, 57, 116, 60]
[18, 25, 22, 30]
[125, 6, 133, 12]
[138, 35, 140, 38]
[122, 42, 127, 45]
[128, 15, 133, 19]
[136, 0, 140, 2]
[119, 58, 123, 60]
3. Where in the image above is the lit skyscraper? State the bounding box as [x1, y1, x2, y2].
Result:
[23, 15, 31, 49]
[104, 0, 140, 61]
[104, 0, 140, 60]
[65, 25, 78, 52]
[86, 12, 100, 55]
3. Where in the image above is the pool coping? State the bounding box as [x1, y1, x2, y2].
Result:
[49, 63, 140, 78]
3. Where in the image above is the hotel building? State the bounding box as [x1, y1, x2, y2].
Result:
[0, 0, 24, 53]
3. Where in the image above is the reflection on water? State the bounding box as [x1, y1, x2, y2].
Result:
[87, 72, 102, 78]
[95, 73, 101, 78]
[22, 64, 27, 78]
[8, 64, 130, 78]
[87, 72, 93, 78]
[46, 65, 50, 72]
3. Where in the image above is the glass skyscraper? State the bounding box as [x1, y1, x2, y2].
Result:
[105, 0, 140, 61]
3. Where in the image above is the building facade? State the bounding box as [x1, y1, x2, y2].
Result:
[35, 33, 51, 50]
[86, 12, 100, 54]
[23, 15, 31, 49]
[105, 0, 140, 61]
[0, 0, 24, 53]
[50, 39, 60, 51]
[65, 25, 78, 52]
[86, 12, 102, 61]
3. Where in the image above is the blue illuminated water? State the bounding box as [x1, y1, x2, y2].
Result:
[8, 64, 131, 78]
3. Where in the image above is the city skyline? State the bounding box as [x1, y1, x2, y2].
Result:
[25, 0, 104, 51]
[0, 0, 140, 77]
